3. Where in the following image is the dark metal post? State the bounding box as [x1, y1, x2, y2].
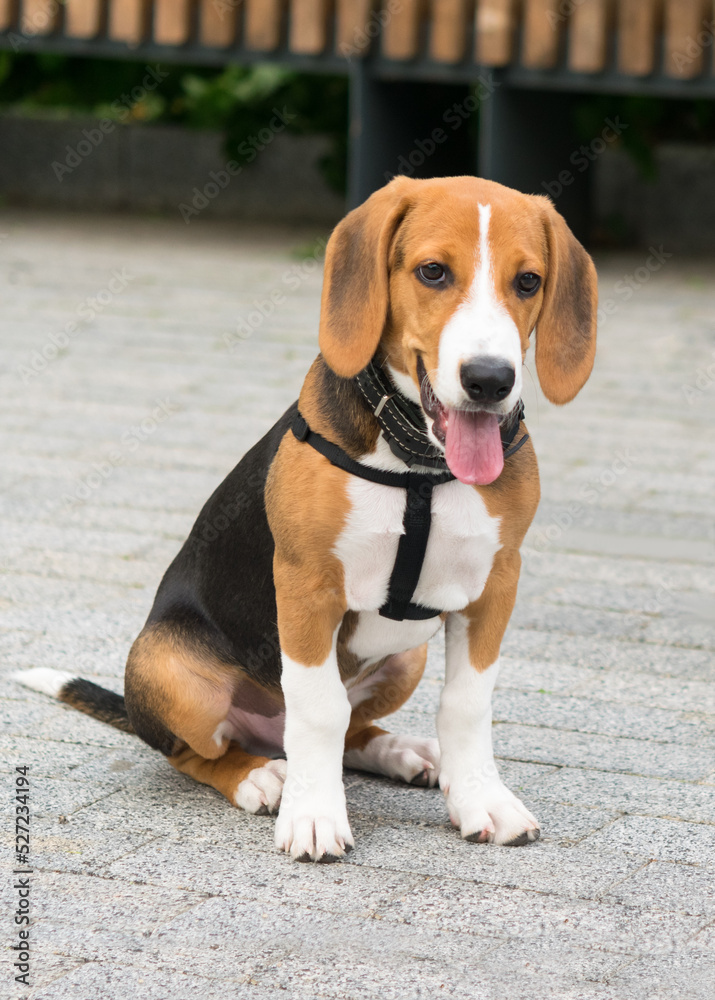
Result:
[348, 62, 473, 208]
[479, 85, 592, 241]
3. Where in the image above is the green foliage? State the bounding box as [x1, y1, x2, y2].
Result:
[172, 64, 349, 191]
[1, 52, 715, 195]
[0, 53, 349, 191]
[574, 93, 715, 180]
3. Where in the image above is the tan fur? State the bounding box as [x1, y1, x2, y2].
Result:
[125, 626, 236, 760]
[265, 410, 349, 668]
[464, 548, 522, 672]
[169, 743, 271, 805]
[319, 177, 414, 378]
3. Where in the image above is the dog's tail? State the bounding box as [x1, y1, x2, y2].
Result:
[12, 668, 135, 734]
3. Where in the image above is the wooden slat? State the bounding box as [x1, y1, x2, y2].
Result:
[568, 0, 611, 73]
[108, 0, 150, 45]
[335, 0, 374, 56]
[153, 0, 193, 46]
[429, 0, 471, 63]
[617, 0, 659, 76]
[199, 0, 239, 47]
[64, 0, 102, 39]
[289, 0, 331, 54]
[0, 0, 14, 32]
[21, 0, 59, 35]
[475, 0, 515, 67]
[664, 0, 708, 78]
[245, 0, 285, 51]
[382, 0, 424, 60]
[521, 0, 561, 69]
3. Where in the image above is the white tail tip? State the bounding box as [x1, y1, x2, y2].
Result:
[11, 668, 76, 698]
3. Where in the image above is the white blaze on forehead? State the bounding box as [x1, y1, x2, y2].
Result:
[435, 203, 523, 410]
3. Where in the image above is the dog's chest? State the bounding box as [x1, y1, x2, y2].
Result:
[334, 476, 501, 619]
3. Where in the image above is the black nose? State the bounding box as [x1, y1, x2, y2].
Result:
[460, 359, 515, 403]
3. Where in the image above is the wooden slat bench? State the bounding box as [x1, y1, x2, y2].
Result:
[2, 0, 714, 233]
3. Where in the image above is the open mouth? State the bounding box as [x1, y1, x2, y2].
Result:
[417, 357, 505, 487]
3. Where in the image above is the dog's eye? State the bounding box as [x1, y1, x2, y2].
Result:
[417, 262, 447, 286]
[515, 272, 541, 296]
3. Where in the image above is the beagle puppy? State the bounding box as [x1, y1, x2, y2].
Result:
[15, 176, 597, 862]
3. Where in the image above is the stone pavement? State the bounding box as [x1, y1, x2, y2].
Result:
[1, 210, 714, 1000]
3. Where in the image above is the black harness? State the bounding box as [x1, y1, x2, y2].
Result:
[292, 364, 529, 622]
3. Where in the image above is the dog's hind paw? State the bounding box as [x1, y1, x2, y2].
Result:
[235, 759, 287, 815]
[344, 733, 440, 787]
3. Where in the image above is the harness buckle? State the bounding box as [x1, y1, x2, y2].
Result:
[373, 392, 395, 418]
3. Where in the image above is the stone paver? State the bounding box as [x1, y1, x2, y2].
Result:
[1, 211, 714, 999]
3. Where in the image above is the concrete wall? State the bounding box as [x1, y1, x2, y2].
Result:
[1, 116, 715, 250]
[595, 144, 715, 253]
[0, 115, 346, 226]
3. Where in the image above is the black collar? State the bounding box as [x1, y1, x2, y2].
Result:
[354, 361, 528, 470]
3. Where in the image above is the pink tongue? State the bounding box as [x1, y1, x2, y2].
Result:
[445, 409, 504, 485]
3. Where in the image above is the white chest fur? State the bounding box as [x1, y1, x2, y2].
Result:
[333, 469, 502, 623]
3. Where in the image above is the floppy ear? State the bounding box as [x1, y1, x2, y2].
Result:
[319, 177, 414, 378]
[534, 198, 598, 405]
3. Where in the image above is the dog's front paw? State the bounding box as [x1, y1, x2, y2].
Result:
[234, 759, 287, 815]
[442, 771, 540, 846]
[274, 776, 354, 862]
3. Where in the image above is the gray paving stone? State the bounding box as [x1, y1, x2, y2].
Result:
[501, 629, 714, 681]
[603, 861, 715, 916]
[31, 965, 254, 1000]
[532, 767, 715, 824]
[347, 826, 644, 897]
[580, 816, 715, 865]
[606, 951, 715, 1000]
[27, 811, 160, 876]
[493, 723, 714, 780]
[378, 880, 705, 954]
[493, 688, 715, 747]
[107, 840, 424, 913]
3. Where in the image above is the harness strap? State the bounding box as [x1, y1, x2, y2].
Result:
[291, 412, 453, 620]
[290, 398, 529, 622]
[380, 476, 439, 621]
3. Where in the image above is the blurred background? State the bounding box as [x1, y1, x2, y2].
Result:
[1, 0, 715, 248]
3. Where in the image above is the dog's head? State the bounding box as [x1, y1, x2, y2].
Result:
[319, 175, 597, 484]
